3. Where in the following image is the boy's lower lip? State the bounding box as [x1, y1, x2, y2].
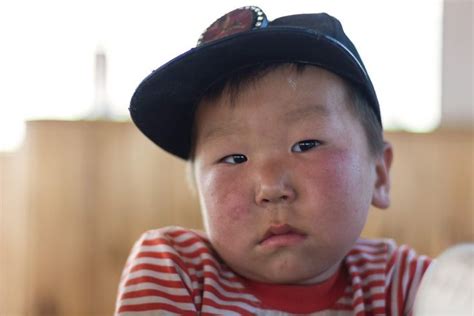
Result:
[259, 232, 307, 247]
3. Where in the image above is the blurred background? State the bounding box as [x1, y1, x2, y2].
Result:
[0, 0, 472, 315]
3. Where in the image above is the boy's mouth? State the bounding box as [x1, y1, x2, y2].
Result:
[259, 224, 307, 247]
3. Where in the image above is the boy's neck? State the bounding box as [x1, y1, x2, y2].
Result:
[241, 263, 347, 313]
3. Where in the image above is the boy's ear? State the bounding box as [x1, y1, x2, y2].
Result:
[371, 142, 393, 209]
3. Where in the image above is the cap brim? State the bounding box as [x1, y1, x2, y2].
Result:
[130, 27, 376, 159]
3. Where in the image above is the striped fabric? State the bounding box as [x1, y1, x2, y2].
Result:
[115, 227, 431, 315]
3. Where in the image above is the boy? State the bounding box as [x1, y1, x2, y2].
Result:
[116, 6, 431, 315]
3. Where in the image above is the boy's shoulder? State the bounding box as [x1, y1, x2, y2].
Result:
[129, 226, 213, 259]
[344, 238, 432, 315]
[348, 238, 431, 262]
[346, 238, 431, 273]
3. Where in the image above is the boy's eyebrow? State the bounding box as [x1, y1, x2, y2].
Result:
[284, 104, 329, 123]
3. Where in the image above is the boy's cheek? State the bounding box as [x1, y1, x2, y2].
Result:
[303, 150, 355, 187]
[302, 150, 372, 209]
[198, 170, 253, 222]
[203, 191, 255, 250]
[206, 194, 251, 224]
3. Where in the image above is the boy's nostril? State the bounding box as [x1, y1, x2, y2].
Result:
[260, 194, 291, 204]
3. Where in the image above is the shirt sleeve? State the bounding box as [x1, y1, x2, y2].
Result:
[386, 244, 432, 316]
[114, 228, 200, 315]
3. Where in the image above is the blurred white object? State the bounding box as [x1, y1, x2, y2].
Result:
[413, 243, 474, 316]
[88, 47, 112, 119]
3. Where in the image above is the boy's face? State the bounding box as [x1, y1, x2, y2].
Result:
[193, 65, 392, 284]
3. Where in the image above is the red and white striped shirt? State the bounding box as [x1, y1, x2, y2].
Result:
[115, 226, 431, 315]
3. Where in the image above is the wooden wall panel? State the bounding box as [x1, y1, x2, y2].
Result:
[0, 146, 30, 316]
[25, 121, 93, 315]
[0, 120, 472, 315]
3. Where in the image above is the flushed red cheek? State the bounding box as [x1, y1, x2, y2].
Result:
[210, 194, 250, 223]
[204, 176, 253, 223]
[305, 151, 357, 194]
[302, 150, 367, 231]
[205, 191, 253, 253]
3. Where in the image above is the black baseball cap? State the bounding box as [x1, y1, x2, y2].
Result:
[130, 6, 381, 159]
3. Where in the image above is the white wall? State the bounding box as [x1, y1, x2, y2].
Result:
[441, 0, 473, 128]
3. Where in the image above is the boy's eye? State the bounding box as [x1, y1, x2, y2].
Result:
[291, 140, 321, 153]
[219, 154, 248, 164]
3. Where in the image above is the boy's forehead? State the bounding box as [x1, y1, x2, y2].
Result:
[198, 103, 331, 143]
[195, 65, 350, 137]
[202, 64, 348, 106]
[202, 65, 350, 109]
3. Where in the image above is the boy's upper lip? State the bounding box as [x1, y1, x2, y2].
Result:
[259, 224, 306, 243]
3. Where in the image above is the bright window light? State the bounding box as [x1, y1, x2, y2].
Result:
[0, 0, 443, 152]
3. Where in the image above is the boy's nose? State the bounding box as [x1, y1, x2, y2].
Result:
[254, 162, 296, 206]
